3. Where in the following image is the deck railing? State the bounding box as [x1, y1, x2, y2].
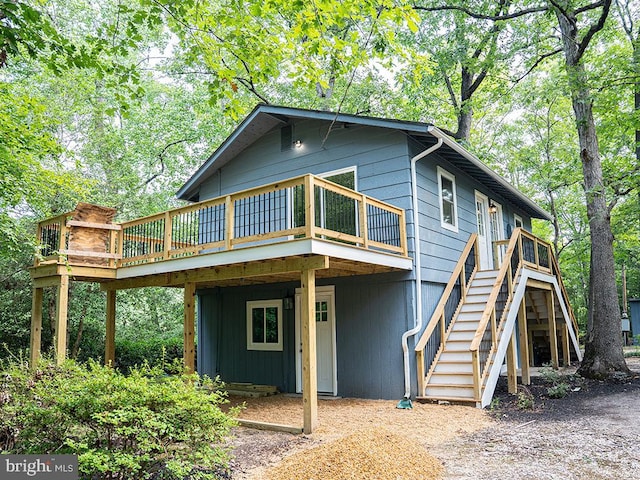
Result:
[35, 174, 408, 268]
[415, 233, 478, 396]
[469, 228, 561, 401]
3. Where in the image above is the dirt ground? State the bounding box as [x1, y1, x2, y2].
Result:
[226, 357, 640, 479]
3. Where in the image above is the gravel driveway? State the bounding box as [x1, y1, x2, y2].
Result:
[228, 357, 640, 479]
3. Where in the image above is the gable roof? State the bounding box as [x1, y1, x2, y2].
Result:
[177, 104, 550, 220]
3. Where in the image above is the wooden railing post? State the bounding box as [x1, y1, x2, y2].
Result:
[358, 195, 369, 248]
[398, 209, 408, 256]
[472, 351, 481, 401]
[224, 195, 233, 250]
[163, 212, 172, 259]
[58, 218, 68, 264]
[304, 175, 316, 239]
[416, 350, 425, 396]
[534, 238, 540, 268]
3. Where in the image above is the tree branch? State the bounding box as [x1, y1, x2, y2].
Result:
[412, 3, 547, 21]
[513, 48, 563, 83]
[575, 0, 612, 63]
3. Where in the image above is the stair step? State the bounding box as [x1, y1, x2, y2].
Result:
[429, 372, 474, 384]
[467, 285, 494, 295]
[448, 330, 475, 341]
[465, 293, 490, 303]
[459, 303, 486, 313]
[451, 321, 478, 332]
[425, 385, 475, 399]
[433, 362, 474, 373]
[439, 352, 472, 362]
[416, 395, 478, 405]
[474, 270, 498, 279]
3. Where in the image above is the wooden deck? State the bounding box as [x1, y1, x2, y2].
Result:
[29, 174, 411, 434]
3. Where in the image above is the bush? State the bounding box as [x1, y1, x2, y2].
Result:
[115, 337, 187, 373]
[539, 363, 571, 399]
[0, 359, 238, 479]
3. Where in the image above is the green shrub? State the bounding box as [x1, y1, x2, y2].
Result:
[516, 386, 534, 410]
[539, 363, 571, 399]
[0, 359, 238, 479]
[115, 336, 187, 372]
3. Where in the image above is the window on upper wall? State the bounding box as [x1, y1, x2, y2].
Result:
[246, 300, 283, 351]
[514, 214, 524, 229]
[437, 167, 458, 232]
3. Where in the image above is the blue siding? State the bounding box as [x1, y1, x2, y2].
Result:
[197, 273, 416, 400]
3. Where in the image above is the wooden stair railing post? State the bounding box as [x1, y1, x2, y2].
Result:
[472, 350, 481, 401]
[416, 350, 425, 396]
[398, 208, 408, 257]
[507, 329, 518, 394]
[561, 323, 571, 366]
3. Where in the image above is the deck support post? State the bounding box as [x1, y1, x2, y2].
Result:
[300, 268, 318, 434]
[105, 290, 116, 366]
[517, 297, 530, 385]
[183, 282, 196, 373]
[546, 292, 559, 369]
[507, 329, 518, 394]
[30, 287, 43, 367]
[561, 323, 571, 367]
[54, 275, 69, 365]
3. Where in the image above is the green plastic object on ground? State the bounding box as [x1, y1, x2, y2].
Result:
[396, 397, 413, 409]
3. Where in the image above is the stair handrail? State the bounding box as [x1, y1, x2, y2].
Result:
[469, 228, 523, 400]
[415, 233, 478, 396]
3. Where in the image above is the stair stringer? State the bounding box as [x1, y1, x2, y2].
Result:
[479, 268, 583, 408]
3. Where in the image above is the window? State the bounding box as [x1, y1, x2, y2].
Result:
[438, 167, 458, 232]
[246, 300, 283, 351]
[514, 214, 523, 229]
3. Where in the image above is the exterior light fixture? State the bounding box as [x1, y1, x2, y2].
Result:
[489, 201, 498, 214]
[294, 139, 302, 148]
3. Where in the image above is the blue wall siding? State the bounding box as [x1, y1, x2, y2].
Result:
[198, 120, 413, 213]
[197, 273, 415, 400]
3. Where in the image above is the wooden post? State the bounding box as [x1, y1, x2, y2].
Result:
[561, 323, 571, 367]
[224, 195, 233, 251]
[471, 351, 481, 402]
[54, 275, 69, 365]
[546, 292, 559, 369]
[358, 195, 368, 248]
[30, 287, 43, 367]
[416, 350, 425, 397]
[183, 282, 196, 373]
[105, 290, 116, 366]
[300, 268, 318, 434]
[304, 175, 316, 239]
[517, 298, 531, 385]
[507, 329, 518, 394]
[163, 212, 172, 259]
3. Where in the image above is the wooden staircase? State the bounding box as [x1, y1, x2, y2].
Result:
[415, 229, 582, 408]
[423, 270, 498, 403]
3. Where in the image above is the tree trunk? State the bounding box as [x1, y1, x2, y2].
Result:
[554, 6, 628, 378]
[455, 68, 474, 141]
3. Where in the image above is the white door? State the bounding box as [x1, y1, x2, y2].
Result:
[475, 192, 492, 270]
[295, 286, 336, 395]
[489, 201, 504, 266]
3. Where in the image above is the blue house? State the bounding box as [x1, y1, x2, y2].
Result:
[30, 105, 581, 433]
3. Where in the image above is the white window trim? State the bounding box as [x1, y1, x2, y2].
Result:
[318, 165, 358, 189]
[246, 299, 283, 351]
[514, 214, 524, 229]
[437, 166, 459, 232]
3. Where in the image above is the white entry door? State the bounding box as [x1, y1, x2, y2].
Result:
[475, 192, 492, 270]
[295, 286, 336, 395]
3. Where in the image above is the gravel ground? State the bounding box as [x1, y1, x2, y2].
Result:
[227, 357, 640, 479]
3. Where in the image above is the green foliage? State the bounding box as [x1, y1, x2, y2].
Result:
[516, 386, 534, 410]
[113, 337, 186, 372]
[539, 364, 571, 399]
[0, 359, 237, 479]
